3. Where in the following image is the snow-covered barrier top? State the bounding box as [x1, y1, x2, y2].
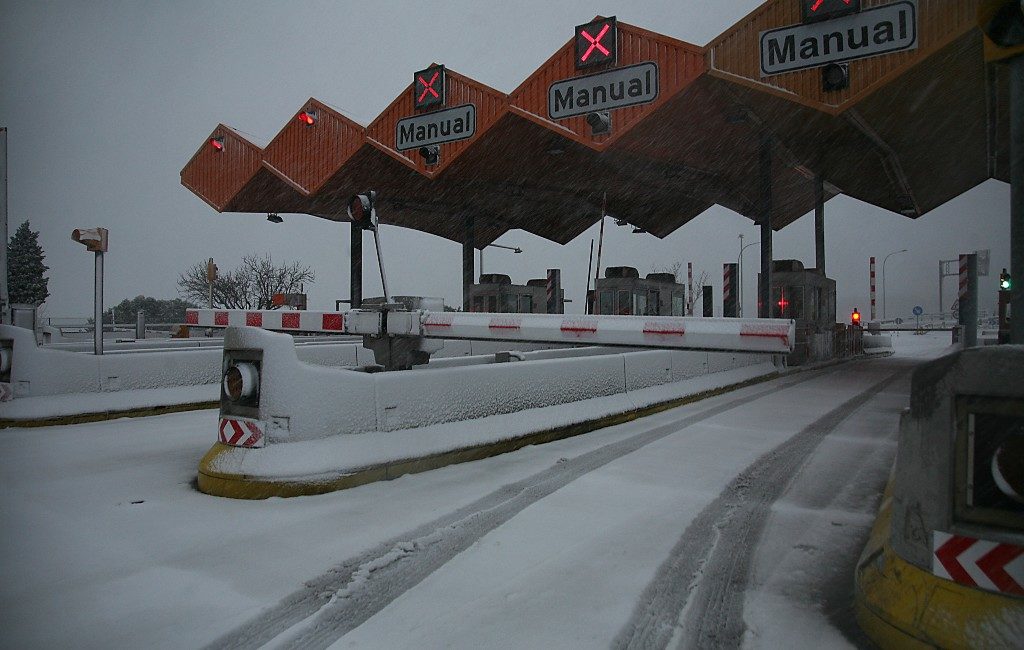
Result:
[187, 308, 795, 355]
[217, 326, 777, 448]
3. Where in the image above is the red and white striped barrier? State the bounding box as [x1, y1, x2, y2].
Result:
[218, 416, 266, 448]
[933, 531, 1024, 596]
[186, 309, 345, 333]
[869, 256, 876, 321]
[186, 308, 795, 354]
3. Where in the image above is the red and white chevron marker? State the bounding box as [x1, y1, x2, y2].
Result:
[218, 417, 266, 448]
[933, 531, 1024, 595]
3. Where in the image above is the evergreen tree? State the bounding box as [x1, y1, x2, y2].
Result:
[7, 221, 49, 306]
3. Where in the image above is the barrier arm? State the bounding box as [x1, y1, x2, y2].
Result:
[185, 308, 795, 355]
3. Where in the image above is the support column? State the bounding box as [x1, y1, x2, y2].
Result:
[463, 214, 475, 312]
[814, 174, 825, 275]
[0, 128, 8, 324]
[758, 134, 773, 318]
[350, 222, 362, 309]
[1010, 54, 1024, 343]
[94, 252, 104, 356]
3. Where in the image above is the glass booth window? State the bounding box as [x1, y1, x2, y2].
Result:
[647, 290, 661, 315]
[672, 294, 684, 316]
[519, 294, 533, 314]
[600, 291, 614, 315]
[634, 293, 647, 316]
[617, 291, 631, 315]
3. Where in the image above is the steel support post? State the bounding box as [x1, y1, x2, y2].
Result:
[814, 174, 825, 275]
[350, 221, 362, 309]
[94, 251, 104, 355]
[1010, 54, 1024, 343]
[0, 128, 7, 324]
[965, 253, 978, 348]
[463, 214, 475, 311]
[759, 134, 773, 318]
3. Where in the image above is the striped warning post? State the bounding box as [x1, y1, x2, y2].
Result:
[959, 254, 969, 303]
[869, 256, 876, 321]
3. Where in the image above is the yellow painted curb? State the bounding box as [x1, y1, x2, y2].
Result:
[0, 401, 219, 429]
[197, 370, 783, 499]
[854, 477, 1024, 648]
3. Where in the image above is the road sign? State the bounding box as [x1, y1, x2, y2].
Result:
[802, 0, 861, 24]
[548, 62, 659, 120]
[413, 65, 445, 110]
[913, 305, 923, 316]
[396, 104, 476, 151]
[760, 0, 918, 76]
[575, 17, 617, 69]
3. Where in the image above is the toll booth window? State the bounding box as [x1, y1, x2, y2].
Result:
[473, 296, 484, 313]
[600, 291, 614, 315]
[488, 295, 497, 313]
[672, 294, 684, 317]
[634, 293, 647, 316]
[519, 294, 533, 314]
[501, 291, 516, 313]
[648, 290, 661, 316]
[789, 286, 804, 320]
[617, 291, 631, 315]
[955, 396, 1024, 532]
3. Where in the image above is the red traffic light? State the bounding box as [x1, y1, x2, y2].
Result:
[347, 191, 378, 230]
[210, 135, 225, 151]
[298, 110, 317, 126]
[851, 308, 862, 325]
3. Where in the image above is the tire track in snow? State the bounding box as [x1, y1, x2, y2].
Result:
[205, 366, 836, 650]
[612, 366, 906, 650]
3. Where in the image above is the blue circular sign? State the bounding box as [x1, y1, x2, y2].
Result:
[913, 305, 923, 316]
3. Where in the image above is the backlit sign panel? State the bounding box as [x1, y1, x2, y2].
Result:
[575, 17, 617, 69]
[802, 0, 861, 24]
[548, 62, 658, 120]
[413, 65, 446, 110]
[396, 104, 476, 151]
[760, 0, 917, 76]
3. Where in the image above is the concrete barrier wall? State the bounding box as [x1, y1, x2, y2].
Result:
[227, 327, 772, 444]
[0, 324, 368, 398]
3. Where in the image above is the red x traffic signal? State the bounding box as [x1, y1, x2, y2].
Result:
[413, 65, 445, 110]
[575, 17, 616, 69]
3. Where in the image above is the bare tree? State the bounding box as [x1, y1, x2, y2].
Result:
[178, 254, 314, 310]
[652, 261, 707, 315]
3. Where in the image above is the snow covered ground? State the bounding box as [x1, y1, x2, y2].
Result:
[0, 332, 953, 649]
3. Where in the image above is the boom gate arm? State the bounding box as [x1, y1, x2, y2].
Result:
[186, 306, 794, 368]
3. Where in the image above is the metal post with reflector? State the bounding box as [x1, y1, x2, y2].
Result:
[348, 191, 392, 303]
[71, 227, 109, 355]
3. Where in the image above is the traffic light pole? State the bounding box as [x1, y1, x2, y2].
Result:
[463, 214, 475, 311]
[350, 222, 362, 309]
[0, 128, 7, 325]
[814, 174, 825, 274]
[758, 133, 773, 318]
[94, 251, 104, 356]
[1010, 53, 1023, 343]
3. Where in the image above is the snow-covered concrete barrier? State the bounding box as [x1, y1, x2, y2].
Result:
[862, 333, 894, 357]
[199, 326, 782, 498]
[854, 345, 1024, 647]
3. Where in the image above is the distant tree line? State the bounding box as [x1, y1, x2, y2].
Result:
[178, 253, 315, 310]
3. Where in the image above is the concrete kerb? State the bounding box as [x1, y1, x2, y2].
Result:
[197, 369, 783, 499]
[0, 400, 219, 429]
[854, 471, 1024, 648]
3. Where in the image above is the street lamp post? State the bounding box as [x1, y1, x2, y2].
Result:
[882, 248, 908, 320]
[479, 243, 522, 280]
[737, 235, 759, 318]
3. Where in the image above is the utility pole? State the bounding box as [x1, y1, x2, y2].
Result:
[1, 128, 8, 325]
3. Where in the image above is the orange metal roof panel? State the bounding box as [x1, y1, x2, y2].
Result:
[365, 67, 509, 178]
[707, 0, 979, 113]
[509, 18, 705, 151]
[261, 98, 366, 195]
[180, 125, 264, 211]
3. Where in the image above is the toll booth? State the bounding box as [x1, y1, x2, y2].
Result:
[760, 260, 838, 365]
[469, 274, 563, 314]
[593, 267, 685, 316]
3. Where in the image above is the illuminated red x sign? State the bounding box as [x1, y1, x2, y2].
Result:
[801, 0, 860, 24]
[575, 17, 616, 69]
[413, 65, 445, 110]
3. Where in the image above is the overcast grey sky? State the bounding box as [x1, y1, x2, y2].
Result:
[1, 1, 1010, 321]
